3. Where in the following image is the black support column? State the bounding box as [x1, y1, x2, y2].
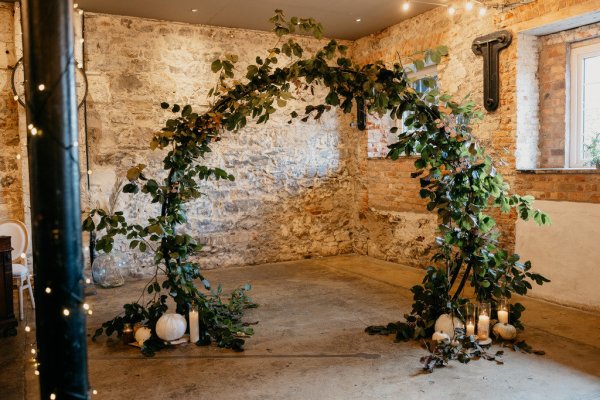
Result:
[21, 0, 89, 398]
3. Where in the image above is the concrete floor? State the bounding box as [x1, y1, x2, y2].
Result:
[2, 255, 600, 399]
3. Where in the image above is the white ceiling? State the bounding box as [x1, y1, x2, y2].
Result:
[75, 0, 442, 40]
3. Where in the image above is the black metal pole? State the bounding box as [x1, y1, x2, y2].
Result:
[21, 1, 89, 399]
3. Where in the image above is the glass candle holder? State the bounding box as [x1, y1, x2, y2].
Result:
[477, 302, 491, 340]
[121, 323, 134, 345]
[497, 298, 510, 324]
[463, 303, 476, 337]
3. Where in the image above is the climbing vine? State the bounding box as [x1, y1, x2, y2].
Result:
[84, 10, 549, 355]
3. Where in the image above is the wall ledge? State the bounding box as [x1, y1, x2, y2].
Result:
[517, 168, 600, 175]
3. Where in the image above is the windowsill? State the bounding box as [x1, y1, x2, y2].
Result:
[367, 155, 420, 161]
[517, 168, 600, 175]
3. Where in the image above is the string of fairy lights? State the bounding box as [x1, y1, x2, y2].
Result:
[13, 2, 98, 398]
[399, 0, 489, 16]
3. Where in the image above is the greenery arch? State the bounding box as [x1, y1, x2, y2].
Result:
[84, 10, 550, 356]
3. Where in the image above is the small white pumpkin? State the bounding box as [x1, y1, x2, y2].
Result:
[432, 331, 450, 342]
[434, 314, 464, 338]
[493, 323, 517, 340]
[134, 327, 152, 345]
[155, 313, 187, 341]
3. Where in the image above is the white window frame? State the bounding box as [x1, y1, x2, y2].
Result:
[568, 41, 600, 168]
[391, 64, 438, 146]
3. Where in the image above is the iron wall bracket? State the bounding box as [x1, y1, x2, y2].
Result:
[472, 30, 512, 112]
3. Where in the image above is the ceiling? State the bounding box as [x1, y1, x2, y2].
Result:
[73, 0, 442, 40]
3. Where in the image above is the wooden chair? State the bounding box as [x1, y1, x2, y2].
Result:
[0, 220, 35, 320]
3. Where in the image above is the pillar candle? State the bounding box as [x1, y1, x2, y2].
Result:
[498, 310, 509, 324]
[466, 322, 475, 336]
[189, 309, 200, 343]
[477, 315, 490, 340]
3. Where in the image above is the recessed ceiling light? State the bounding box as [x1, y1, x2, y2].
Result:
[355, 18, 362, 22]
[465, 1, 474, 11]
[191, 8, 198, 13]
[402, 1, 410, 11]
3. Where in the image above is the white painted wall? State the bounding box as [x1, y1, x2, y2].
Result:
[516, 200, 600, 311]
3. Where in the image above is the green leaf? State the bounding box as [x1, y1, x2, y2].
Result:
[211, 59, 222, 73]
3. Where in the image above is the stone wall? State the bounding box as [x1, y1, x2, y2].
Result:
[0, 2, 23, 222]
[83, 14, 357, 270]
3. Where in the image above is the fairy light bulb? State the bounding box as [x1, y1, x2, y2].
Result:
[83, 303, 90, 310]
[31, 348, 36, 354]
[448, 6, 456, 15]
[30, 127, 38, 135]
[13, 95, 19, 101]
[87, 170, 93, 175]
[88, 309, 93, 315]
[16, 154, 21, 160]
[50, 394, 56, 400]
[34, 370, 39, 376]
[73, 141, 79, 148]
[92, 390, 98, 395]
[63, 309, 70, 316]
[27, 124, 33, 130]
[45, 287, 52, 294]
[402, 1, 410, 11]
[479, 6, 487, 16]
[85, 278, 91, 284]
[38, 84, 45, 91]
[25, 326, 31, 332]
[73, 3, 78, 8]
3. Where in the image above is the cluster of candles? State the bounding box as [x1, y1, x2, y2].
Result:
[464, 298, 510, 340]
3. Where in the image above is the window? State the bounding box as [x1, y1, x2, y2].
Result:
[569, 41, 600, 168]
[366, 64, 438, 158]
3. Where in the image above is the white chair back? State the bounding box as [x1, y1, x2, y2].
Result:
[0, 219, 29, 262]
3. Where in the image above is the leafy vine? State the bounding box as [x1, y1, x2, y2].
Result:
[84, 10, 549, 356]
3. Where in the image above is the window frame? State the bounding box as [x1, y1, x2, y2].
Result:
[568, 41, 600, 168]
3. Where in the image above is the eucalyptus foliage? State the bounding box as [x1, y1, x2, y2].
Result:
[84, 10, 549, 354]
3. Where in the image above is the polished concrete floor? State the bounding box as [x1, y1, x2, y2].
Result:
[3, 255, 600, 399]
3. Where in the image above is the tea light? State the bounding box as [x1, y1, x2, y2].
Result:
[189, 307, 200, 343]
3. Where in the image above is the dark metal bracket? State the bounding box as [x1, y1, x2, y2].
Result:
[356, 97, 366, 131]
[472, 30, 512, 112]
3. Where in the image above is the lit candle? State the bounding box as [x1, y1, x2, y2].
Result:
[477, 315, 490, 340]
[498, 310, 509, 324]
[466, 322, 475, 336]
[189, 308, 200, 343]
[122, 323, 134, 344]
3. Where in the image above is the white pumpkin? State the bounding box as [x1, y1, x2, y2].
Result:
[493, 323, 517, 340]
[432, 331, 450, 342]
[135, 327, 152, 345]
[155, 313, 187, 341]
[434, 314, 464, 338]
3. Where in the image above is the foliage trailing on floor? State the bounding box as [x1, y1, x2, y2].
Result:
[84, 9, 550, 356]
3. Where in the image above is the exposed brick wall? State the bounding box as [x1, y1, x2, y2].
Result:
[538, 39, 567, 167]
[352, 0, 600, 267]
[537, 22, 600, 168]
[0, 3, 23, 222]
[516, 172, 600, 203]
